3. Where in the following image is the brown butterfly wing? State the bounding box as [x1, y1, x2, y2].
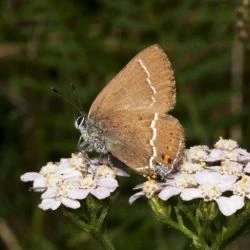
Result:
[88, 44, 176, 122]
[99, 111, 184, 176]
[102, 111, 154, 176]
[153, 114, 185, 169]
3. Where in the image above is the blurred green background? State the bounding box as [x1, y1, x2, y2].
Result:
[1, 0, 250, 249]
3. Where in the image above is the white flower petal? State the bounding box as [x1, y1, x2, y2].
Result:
[158, 186, 181, 201]
[91, 187, 111, 199]
[163, 178, 175, 186]
[180, 188, 202, 201]
[244, 163, 250, 173]
[41, 187, 58, 199]
[236, 148, 250, 156]
[129, 191, 145, 204]
[64, 176, 81, 185]
[33, 176, 47, 189]
[88, 165, 97, 174]
[59, 158, 70, 163]
[240, 156, 250, 163]
[207, 149, 224, 162]
[218, 175, 238, 192]
[195, 171, 222, 185]
[231, 195, 245, 210]
[115, 168, 129, 177]
[235, 148, 250, 162]
[215, 195, 244, 216]
[67, 189, 89, 200]
[38, 198, 61, 210]
[133, 183, 144, 190]
[56, 164, 72, 174]
[208, 166, 220, 171]
[61, 197, 81, 209]
[97, 178, 118, 189]
[20, 172, 41, 182]
[90, 158, 99, 164]
[63, 170, 82, 179]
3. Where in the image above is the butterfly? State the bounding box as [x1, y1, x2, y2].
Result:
[75, 44, 185, 179]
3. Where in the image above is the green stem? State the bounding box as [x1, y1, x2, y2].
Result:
[199, 219, 211, 244]
[63, 209, 92, 233]
[210, 200, 250, 249]
[174, 207, 209, 250]
[173, 207, 197, 240]
[211, 213, 248, 249]
[179, 200, 201, 234]
[92, 231, 115, 250]
[149, 198, 207, 249]
[63, 204, 115, 250]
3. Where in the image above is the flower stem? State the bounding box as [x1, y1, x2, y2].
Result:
[211, 209, 250, 249]
[149, 197, 209, 249]
[92, 231, 115, 250]
[62, 197, 115, 250]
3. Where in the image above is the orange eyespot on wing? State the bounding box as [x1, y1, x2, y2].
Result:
[161, 154, 171, 164]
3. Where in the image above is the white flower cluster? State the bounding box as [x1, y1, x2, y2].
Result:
[130, 138, 250, 216]
[21, 153, 128, 210]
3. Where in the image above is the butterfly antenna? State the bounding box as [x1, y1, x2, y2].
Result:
[70, 82, 84, 111]
[51, 87, 83, 114]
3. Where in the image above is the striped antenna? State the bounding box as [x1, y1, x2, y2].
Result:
[70, 82, 84, 112]
[51, 87, 83, 114]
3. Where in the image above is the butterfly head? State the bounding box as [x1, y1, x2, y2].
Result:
[74, 115, 87, 131]
[74, 114, 107, 154]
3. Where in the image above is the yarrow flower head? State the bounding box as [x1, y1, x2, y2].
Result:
[215, 138, 238, 151]
[129, 180, 163, 204]
[185, 145, 209, 163]
[130, 138, 250, 216]
[21, 152, 128, 210]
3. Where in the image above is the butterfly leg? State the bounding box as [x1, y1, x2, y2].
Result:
[95, 140, 109, 164]
[75, 136, 93, 165]
[77, 135, 84, 151]
[97, 152, 105, 163]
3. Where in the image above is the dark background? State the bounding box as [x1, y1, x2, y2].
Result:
[0, 0, 250, 249]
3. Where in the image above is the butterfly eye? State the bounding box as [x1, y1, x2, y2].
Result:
[75, 116, 85, 129]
